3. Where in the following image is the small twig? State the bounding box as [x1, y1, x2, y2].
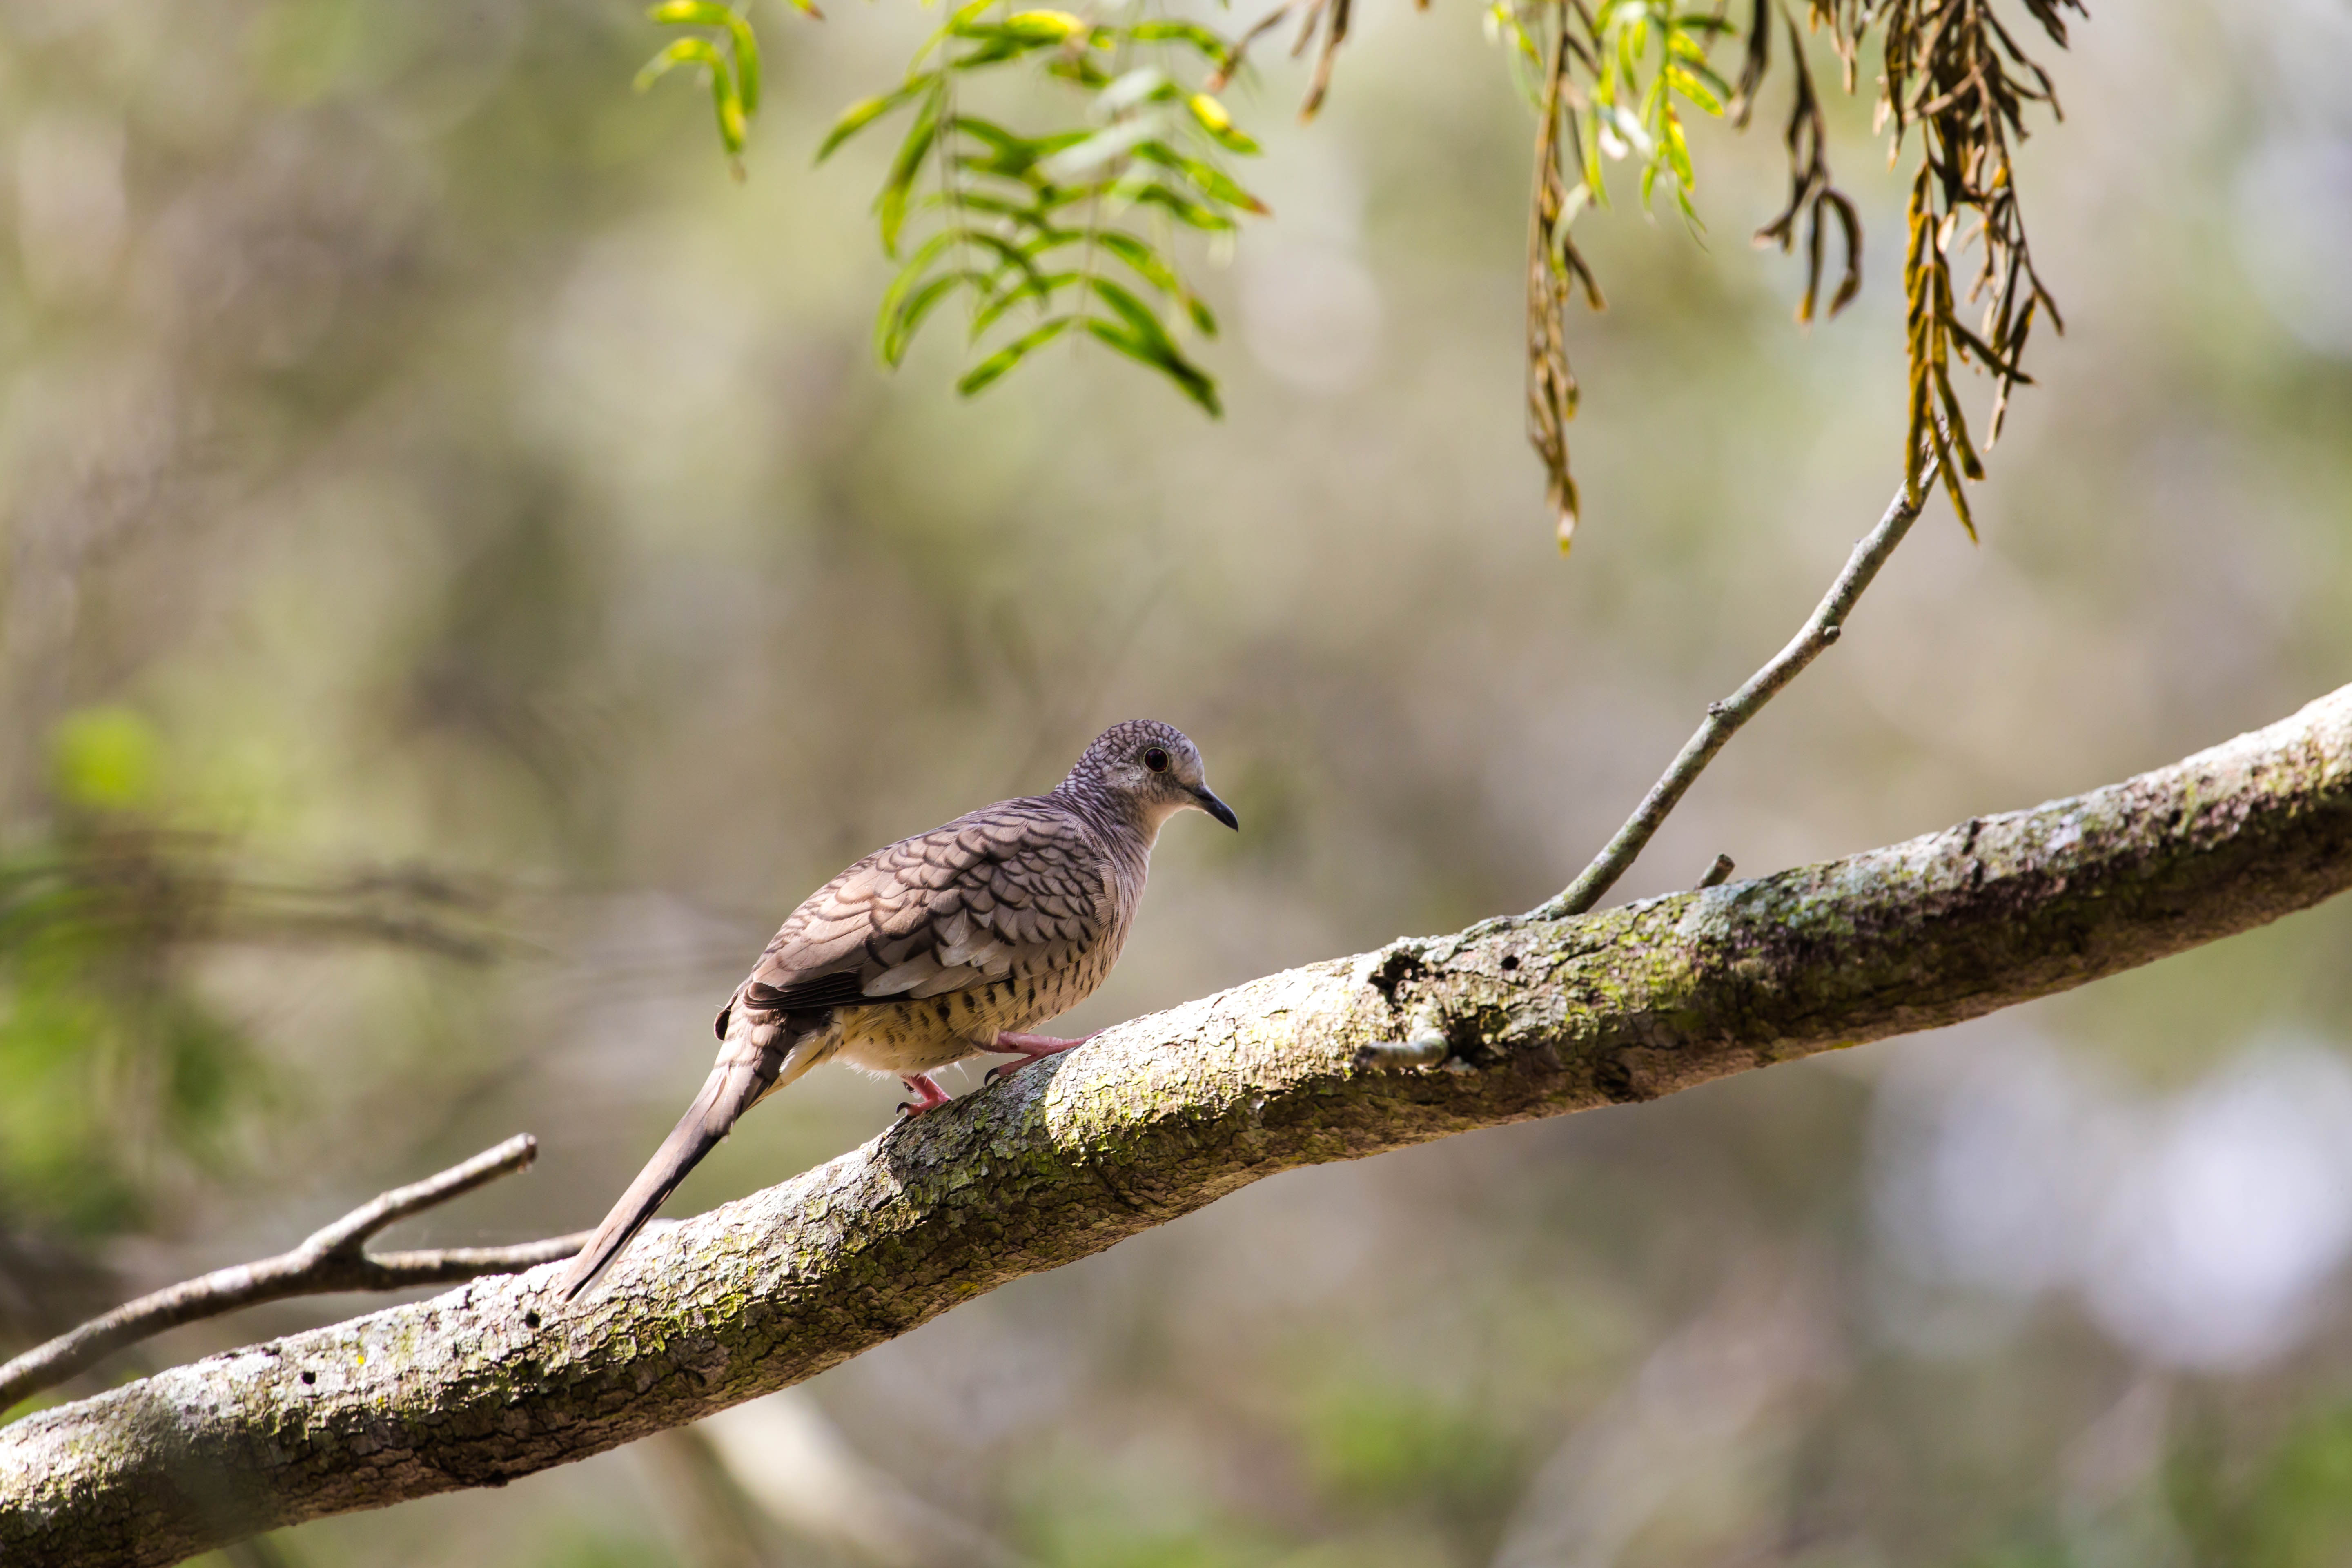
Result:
[1297, 0, 1353, 118]
[0, 1136, 584, 1413]
[1205, 1, 1296, 91]
[1695, 853, 1737, 889]
[1534, 467, 1937, 920]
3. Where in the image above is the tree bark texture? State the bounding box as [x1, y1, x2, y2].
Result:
[7, 682, 2352, 1568]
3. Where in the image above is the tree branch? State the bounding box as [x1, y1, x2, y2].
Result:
[7, 681, 2352, 1568]
[1538, 473, 1930, 919]
[0, 1136, 587, 1414]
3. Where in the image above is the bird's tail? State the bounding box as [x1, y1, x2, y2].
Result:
[557, 1026, 813, 1303]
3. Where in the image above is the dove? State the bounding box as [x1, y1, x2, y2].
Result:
[558, 719, 1236, 1301]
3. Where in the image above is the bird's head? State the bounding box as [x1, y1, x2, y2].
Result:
[1062, 719, 1239, 835]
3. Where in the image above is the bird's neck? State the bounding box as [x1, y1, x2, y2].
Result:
[1052, 780, 1161, 855]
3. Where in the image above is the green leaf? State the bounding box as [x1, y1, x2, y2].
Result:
[1185, 93, 1260, 155]
[1089, 230, 1216, 336]
[1128, 19, 1236, 69]
[871, 232, 959, 361]
[645, 6, 768, 107]
[970, 270, 1078, 337]
[948, 10, 1087, 48]
[950, 115, 1051, 181]
[1661, 109, 1694, 188]
[726, 14, 761, 111]
[923, 189, 1056, 230]
[1044, 53, 1115, 90]
[914, 0, 997, 67]
[1091, 230, 1182, 297]
[1663, 65, 1721, 115]
[1130, 183, 1238, 231]
[959, 316, 1077, 395]
[960, 231, 1054, 301]
[635, 35, 726, 95]
[1082, 317, 1221, 415]
[647, 1, 735, 25]
[635, 36, 746, 154]
[1131, 141, 1268, 213]
[715, 80, 748, 152]
[878, 82, 945, 254]
[1003, 9, 1087, 38]
[1088, 278, 1171, 351]
[879, 272, 975, 365]
[819, 76, 935, 161]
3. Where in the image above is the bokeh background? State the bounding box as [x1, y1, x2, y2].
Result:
[5, 0, 2352, 1564]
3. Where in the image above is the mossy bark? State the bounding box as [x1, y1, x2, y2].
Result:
[6, 683, 2351, 1568]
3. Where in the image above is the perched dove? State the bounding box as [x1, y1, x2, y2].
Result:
[558, 719, 1237, 1301]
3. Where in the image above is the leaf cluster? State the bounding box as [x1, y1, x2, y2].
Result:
[1862, 0, 2080, 537]
[821, 2, 1272, 414]
[634, 0, 2081, 541]
[635, 0, 788, 172]
[1503, 0, 1739, 547]
[1503, 0, 2074, 546]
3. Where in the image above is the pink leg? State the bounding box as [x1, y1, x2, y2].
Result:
[897, 1073, 955, 1116]
[984, 1030, 1098, 1085]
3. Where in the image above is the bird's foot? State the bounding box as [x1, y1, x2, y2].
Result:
[983, 1031, 1098, 1085]
[895, 1073, 955, 1118]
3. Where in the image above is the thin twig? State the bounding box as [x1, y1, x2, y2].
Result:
[1533, 466, 1937, 920]
[0, 1136, 585, 1413]
[1695, 853, 1737, 889]
[1205, 1, 1296, 92]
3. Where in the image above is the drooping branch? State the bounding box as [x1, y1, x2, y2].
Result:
[0, 1136, 587, 1414]
[6, 681, 2352, 1568]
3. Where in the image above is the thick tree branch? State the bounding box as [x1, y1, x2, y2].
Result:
[0, 1137, 588, 1414]
[7, 682, 2352, 1568]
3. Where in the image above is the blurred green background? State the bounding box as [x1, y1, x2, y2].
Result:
[4, 1, 2352, 1564]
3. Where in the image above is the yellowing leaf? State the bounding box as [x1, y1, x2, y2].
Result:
[1004, 9, 1083, 36]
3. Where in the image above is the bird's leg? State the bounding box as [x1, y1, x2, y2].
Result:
[983, 1030, 1098, 1085]
[896, 1073, 955, 1117]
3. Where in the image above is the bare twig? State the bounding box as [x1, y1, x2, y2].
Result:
[1297, 0, 1353, 117]
[1204, 1, 1296, 91]
[1534, 468, 1935, 920]
[1695, 853, 1737, 889]
[0, 1136, 585, 1413]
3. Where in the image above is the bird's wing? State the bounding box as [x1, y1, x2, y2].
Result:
[728, 799, 1111, 1024]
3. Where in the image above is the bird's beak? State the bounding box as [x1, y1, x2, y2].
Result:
[1193, 786, 1239, 831]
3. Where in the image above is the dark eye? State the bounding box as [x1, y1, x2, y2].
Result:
[1143, 747, 1170, 773]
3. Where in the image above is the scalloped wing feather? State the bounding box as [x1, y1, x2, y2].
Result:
[734, 798, 1119, 1018]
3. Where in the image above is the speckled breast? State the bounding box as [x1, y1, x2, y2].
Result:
[832, 930, 1124, 1076]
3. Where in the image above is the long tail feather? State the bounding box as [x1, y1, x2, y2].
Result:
[558, 1030, 807, 1302]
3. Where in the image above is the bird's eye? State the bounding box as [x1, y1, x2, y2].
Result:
[1143, 747, 1170, 773]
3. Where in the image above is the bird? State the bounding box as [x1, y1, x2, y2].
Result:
[557, 719, 1238, 1302]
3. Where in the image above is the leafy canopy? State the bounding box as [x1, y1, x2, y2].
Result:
[635, 0, 2082, 546]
